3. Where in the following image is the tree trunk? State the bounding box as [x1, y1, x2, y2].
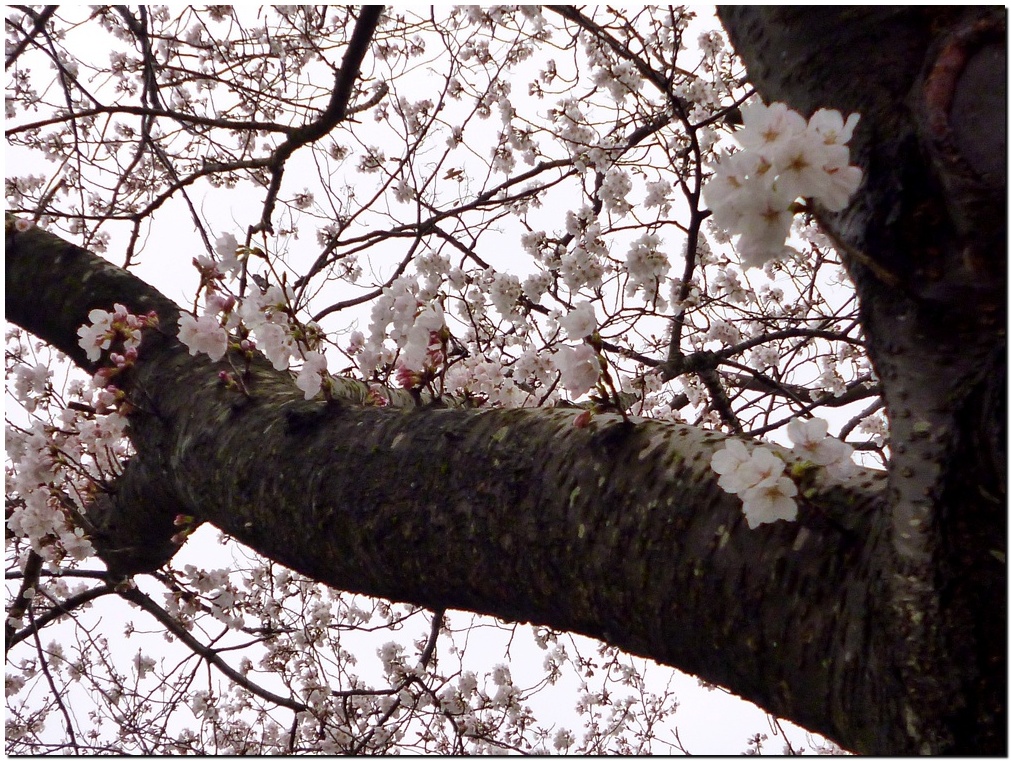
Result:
[718, 6, 1006, 754]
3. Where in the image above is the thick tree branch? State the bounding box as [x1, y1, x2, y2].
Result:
[6, 217, 895, 753]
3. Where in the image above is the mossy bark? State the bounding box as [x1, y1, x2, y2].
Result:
[8, 218, 896, 752]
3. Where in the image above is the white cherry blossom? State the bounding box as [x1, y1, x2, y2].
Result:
[736, 100, 807, 154]
[787, 417, 855, 477]
[178, 313, 229, 362]
[705, 99, 863, 267]
[554, 343, 600, 398]
[812, 161, 864, 212]
[809, 108, 860, 146]
[295, 350, 329, 400]
[214, 233, 242, 273]
[254, 321, 294, 370]
[557, 301, 597, 340]
[710, 439, 753, 493]
[400, 303, 445, 372]
[741, 474, 799, 528]
[76, 308, 117, 362]
[711, 441, 799, 528]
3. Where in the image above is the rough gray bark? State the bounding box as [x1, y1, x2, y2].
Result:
[718, 6, 1006, 754]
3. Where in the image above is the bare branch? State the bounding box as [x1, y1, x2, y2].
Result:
[4, 5, 57, 69]
[117, 586, 312, 714]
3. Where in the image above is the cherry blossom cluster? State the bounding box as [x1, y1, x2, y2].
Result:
[560, 206, 608, 291]
[710, 440, 799, 529]
[444, 355, 525, 407]
[623, 233, 670, 307]
[173, 235, 334, 401]
[356, 277, 450, 392]
[348, 264, 618, 403]
[6, 340, 137, 568]
[711, 417, 855, 529]
[703, 100, 863, 268]
[554, 301, 601, 398]
[6, 302, 166, 569]
[76, 303, 158, 366]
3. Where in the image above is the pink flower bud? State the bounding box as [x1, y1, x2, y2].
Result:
[396, 365, 419, 389]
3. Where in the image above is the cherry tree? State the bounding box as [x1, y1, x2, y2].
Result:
[5, 6, 1004, 754]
